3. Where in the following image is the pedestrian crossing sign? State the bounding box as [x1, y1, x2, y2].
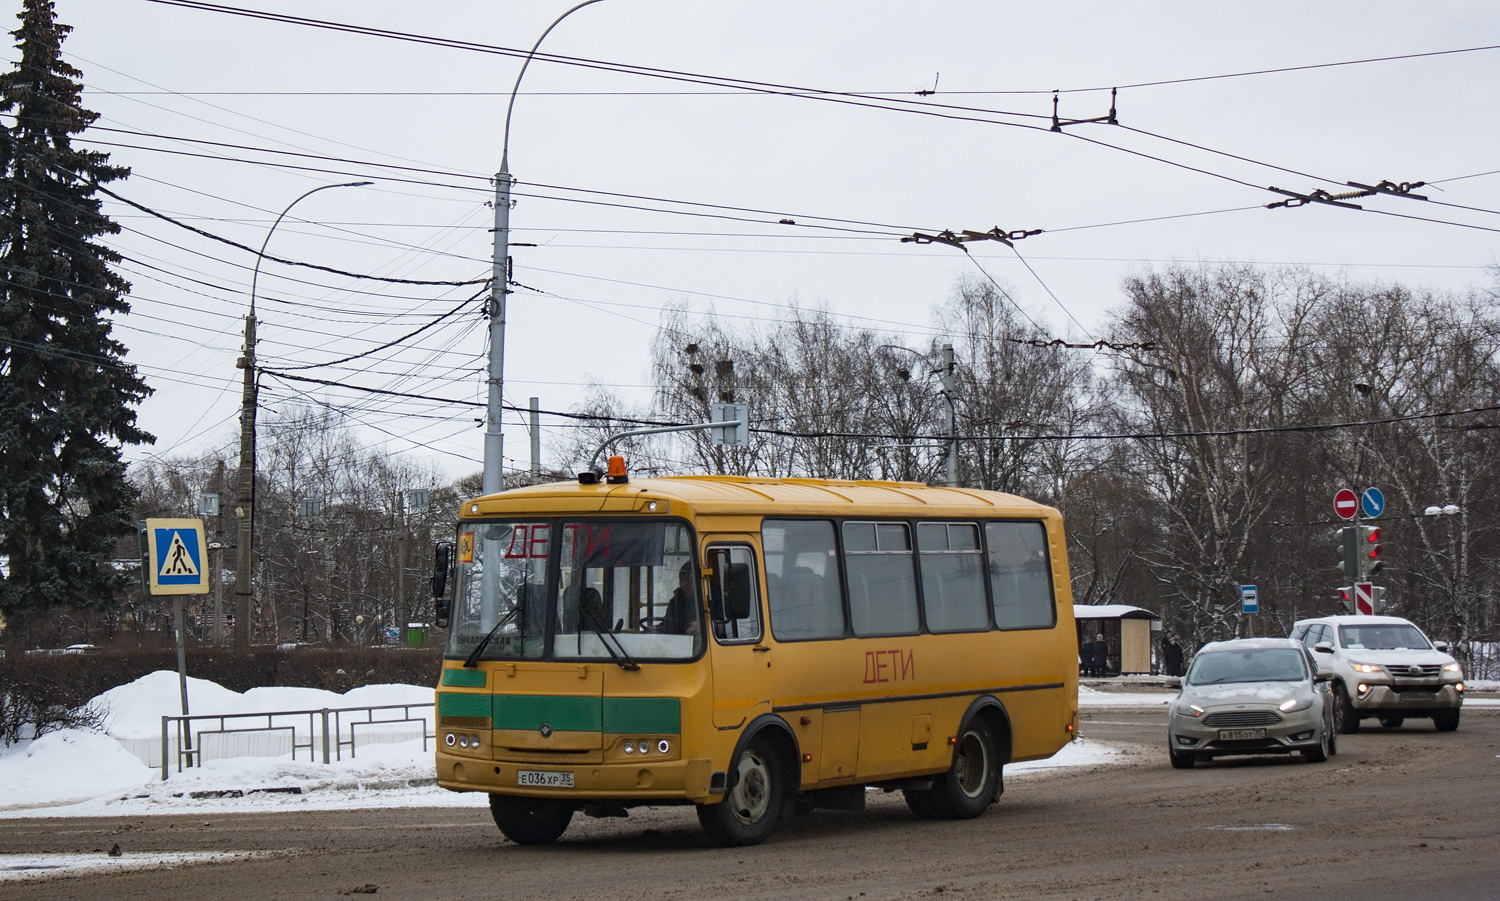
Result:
[143, 518, 209, 595]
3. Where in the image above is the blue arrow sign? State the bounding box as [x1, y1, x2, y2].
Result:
[1361, 487, 1385, 519]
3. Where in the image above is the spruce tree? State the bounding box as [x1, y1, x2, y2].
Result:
[0, 0, 152, 625]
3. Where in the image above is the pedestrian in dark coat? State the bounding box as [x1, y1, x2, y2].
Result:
[1163, 634, 1185, 677]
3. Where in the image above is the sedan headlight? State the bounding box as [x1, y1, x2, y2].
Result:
[1279, 696, 1313, 713]
[1349, 663, 1383, 673]
[1175, 703, 1205, 718]
[1443, 663, 1463, 675]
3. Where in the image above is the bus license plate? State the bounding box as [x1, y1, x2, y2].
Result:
[517, 770, 574, 788]
[1218, 729, 1265, 741]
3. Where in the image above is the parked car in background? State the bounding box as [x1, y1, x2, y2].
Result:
[1167, 638, 1335, 769]
[1290, 615, 1464, 733]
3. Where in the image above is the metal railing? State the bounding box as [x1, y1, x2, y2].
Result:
[159, 702, 435, 781]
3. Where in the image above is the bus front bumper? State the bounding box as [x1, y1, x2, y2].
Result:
[437, 751, 718, 803]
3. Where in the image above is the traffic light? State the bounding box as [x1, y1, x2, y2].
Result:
[1338, 528, 1360, 579]
[1361, 526, 1383, 578]
[1336, 586, 1354, 613]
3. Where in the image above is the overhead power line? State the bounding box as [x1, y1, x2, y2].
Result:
[92, 182, 491, 286]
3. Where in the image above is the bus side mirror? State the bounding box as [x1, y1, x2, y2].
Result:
[432, 541, 453, 628]
[724, 562, 752, 621]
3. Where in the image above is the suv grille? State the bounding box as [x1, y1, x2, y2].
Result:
[1203, 710, 1282, 728]
[1385, 663, 1441, 677]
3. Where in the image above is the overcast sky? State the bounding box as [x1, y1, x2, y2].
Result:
[32, 1, 1500, 484]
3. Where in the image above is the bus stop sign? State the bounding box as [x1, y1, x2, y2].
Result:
[1239, 584, 1259, 614]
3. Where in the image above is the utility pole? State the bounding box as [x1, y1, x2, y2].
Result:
[396, 496, 407, 647]
[529, 396, 541, 484]
[941, 343, 958, 487]
[211, 459, 225, 648]
[232, 314, 256, 650]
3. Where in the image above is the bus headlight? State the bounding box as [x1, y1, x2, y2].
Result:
[444, 733, 456, 747]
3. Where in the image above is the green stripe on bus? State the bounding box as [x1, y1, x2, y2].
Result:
[603, 697, 680, 734]
[441, 669, 487, 688]
[493, 695, 602, 732]
[437, 692, 491, 719]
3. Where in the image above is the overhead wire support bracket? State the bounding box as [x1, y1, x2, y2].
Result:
[1264, 186, 1374, 210]
[901, 226, 1043, 249]
[1051, 87, 1118, 131]
[1346, 179, 1429, 201]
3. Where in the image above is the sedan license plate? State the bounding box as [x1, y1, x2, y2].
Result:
[1218, 728, 1266, 741]
[516, 770, 574, 788]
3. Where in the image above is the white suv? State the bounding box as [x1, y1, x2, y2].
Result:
[1290, 615, 1465, 733]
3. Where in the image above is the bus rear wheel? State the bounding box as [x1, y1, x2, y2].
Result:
[922, 722, 999, 820]
[489, 794, 573, 845]
[697, 735, 785, 847]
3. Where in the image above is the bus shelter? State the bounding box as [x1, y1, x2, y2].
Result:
[1073, 605, 1161, 676]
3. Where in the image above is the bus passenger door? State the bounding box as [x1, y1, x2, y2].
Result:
[705, 543, 771, 730]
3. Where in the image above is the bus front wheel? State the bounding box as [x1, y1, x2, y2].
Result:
[924, 721, 999, 820]
[489, 794, 573, 845]
[697, 735, 785, 846]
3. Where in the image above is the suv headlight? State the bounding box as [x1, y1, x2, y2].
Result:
[1443, 663, 1462, 675]
[1349, 663, 1383, 673]
[1279, 697, 1313, 713]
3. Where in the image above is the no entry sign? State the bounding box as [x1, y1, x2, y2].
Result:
[1334, 488, 1358, 520]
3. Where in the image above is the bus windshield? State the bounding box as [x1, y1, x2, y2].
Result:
[445, 520, 703, 663]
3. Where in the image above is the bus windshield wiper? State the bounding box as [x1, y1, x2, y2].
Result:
[463, 606, 522, 668]
[580, 604, 640, 671]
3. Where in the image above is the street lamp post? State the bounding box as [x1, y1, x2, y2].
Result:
[232, 180, 373, 651]
[485, 0, 607, 498]
[478, 1, 606, 631]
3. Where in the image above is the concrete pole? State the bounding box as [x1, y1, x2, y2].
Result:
[530, 396, 541, 484]
[941, 343, 958, 487]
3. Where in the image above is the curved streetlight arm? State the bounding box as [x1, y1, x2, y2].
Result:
[586, 421, 744, 473]
[248, 180, 373, 318]
[501, 0, 609, 169]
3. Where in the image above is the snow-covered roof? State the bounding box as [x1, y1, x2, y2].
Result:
[1073, 604, 1159, 620]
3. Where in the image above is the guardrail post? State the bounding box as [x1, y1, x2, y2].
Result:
[321, 709, 331, 764]
[161, 715, 170, 782]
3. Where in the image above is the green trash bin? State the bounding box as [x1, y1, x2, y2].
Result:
[406, 623, 427, 647]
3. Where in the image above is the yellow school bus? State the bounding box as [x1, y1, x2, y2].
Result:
[432, 463, 1079, 846]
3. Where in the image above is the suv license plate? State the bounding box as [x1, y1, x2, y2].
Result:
[1399, 691, 1434, 701]
[1218, 729, 1266, 741]
[517, 770, 574, 788]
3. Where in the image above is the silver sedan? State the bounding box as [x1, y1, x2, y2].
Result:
[1168, 638, 1336, 768]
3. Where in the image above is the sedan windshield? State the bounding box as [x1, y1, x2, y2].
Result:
[1187, 648, 1308, 685]
[1338, 623, 1430, 650]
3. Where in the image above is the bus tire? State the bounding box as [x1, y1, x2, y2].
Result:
[489, 794, 573, 845]
[697, 734, 785, 846]
[926, 721, 999, 820]
[903, 789, 939, 818]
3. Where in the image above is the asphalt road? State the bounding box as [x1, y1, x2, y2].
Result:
[3, 702, 1497, 901]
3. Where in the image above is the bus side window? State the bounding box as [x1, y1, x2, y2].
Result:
[763, 520, 846, 641]
[917, 522, 988, 632]
[844, 521, 919, 637]
[709, 545, 762, 644]
[985, 521, 1056, 630]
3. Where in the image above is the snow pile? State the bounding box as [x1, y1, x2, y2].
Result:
[1, 730, 154, 811]
[1008, 737, 1121, 775]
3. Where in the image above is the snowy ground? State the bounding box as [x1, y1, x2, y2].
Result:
[13, 671, 1491, 820]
